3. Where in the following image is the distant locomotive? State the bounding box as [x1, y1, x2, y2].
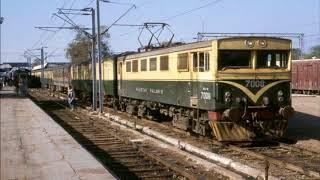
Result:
[33, 36, 295, 141]
[292, 59, 320, 95]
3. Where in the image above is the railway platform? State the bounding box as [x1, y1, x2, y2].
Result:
[0, 86, 116, 180]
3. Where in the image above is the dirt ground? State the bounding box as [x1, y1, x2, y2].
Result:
[286, 95, 320, 152]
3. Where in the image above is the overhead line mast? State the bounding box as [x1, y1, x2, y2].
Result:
[36, 8, 98, 111]
[96, 0, 136, 114]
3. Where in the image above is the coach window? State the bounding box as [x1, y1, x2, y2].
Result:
[193, 52, 210, 72]
[177, 53, 189, 71]
[126, 61, 131, 72]
[149, 57, 157, 71]
[160, 55, 169, 70]
[132, 60, 138, 72]
[256, 50, 288, 68]
[140, 59, 147, 71]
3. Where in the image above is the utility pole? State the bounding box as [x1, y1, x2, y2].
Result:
[40, 47, 45, 87]
[26, 47, 47, 85]
[95, 0, 135, 113]
[0, 0, 3, 64]
[38, 8, 97, 111]
[27, 57, 31, 76]
[91, 8, 97, 111]
[96, 0, 103, 113]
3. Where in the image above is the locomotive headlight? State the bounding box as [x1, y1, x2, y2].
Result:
[278, 96, 284, 102]
[224, 91, 231, 103]
[277, 90, 284, 102]
[263, 96, 269, 105]
[224, 91, 231, 98]
[245, 40, 255, 48]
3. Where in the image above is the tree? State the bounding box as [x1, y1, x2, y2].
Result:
[304, 45, 320, 59]
[66, 27, 111, 64]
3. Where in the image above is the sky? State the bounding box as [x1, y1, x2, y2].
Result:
[1, 0, 319, 63]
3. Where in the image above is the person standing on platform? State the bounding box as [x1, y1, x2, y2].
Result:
[14, 76, 19, 95]
[21, 76, 28, 96]
[68, 86, 75, 111]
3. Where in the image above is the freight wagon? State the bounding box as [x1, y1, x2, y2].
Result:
[292, 59, 320, 94]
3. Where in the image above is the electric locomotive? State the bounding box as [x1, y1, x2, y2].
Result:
[116, 37, 294, 141]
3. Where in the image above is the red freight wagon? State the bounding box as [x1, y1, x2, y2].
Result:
[292, 59, 320, 94]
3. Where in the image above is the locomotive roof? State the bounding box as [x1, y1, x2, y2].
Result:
[118, 36, 291, 60]
[118, 40, 213, 60]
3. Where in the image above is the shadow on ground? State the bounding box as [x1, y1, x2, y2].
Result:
[285, 111, 320, 141]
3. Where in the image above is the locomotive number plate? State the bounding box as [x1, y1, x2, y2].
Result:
[245, 80, 265, 88]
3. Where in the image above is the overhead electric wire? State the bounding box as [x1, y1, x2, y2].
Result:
[113, 23, 144, 27]
[41, 0, 96, 61]
[101, 4, 136, 35]
[30, 0, 69, 49]
[103, 1, 135, 6]
[160, 0, 223, 21]
[111, 0, 223, 40]
[40, 0, 79, 45]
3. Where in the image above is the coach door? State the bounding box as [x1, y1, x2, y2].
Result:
[117, 62, 123, 94]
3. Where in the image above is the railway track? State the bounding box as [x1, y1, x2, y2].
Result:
[101, 107, 320, 179]
[31, 89, 320, 179]
[29, 91, 205, 180]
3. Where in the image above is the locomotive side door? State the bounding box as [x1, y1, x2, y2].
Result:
[190, 52, 199, 108]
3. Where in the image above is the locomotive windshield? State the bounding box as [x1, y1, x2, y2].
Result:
[256, 50, 288, 68]
[218, 50, 251, 70]
[218, 50, 289, 70]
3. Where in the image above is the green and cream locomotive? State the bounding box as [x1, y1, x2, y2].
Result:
[116, 37, 294, 141]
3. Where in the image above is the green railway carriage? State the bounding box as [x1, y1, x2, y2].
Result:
[117, 37, 294, 141]
[70, 58, 117, 98]
[32, 70, 41, 78]
[71, 62, 93, 94]
[52, 65, 70, 90]
[99, 58, 117, 96]
[32, 65, 70, 91]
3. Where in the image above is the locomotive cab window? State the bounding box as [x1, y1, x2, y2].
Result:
[160, 55, 169, 71]
[126, 61, 131, 72]
[256, 50, 288, 68]
[149, 57, 157, 71]
[218, 50, 251, 70]
[193, 52, 210, 72]
[140, 59, 147, 71]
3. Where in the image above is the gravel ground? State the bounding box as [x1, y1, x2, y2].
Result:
[286, 95, 320, 153]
